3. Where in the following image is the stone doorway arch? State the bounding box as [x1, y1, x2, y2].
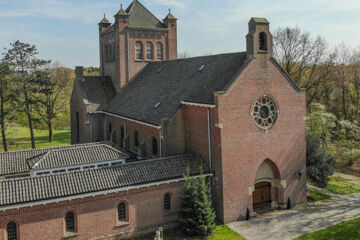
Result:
[252, 159, 281, 211]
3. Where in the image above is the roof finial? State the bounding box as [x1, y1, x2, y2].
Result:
[120, 4, 123, 10]
[103, 13, 105, 18]
[169, 8, 171, 14]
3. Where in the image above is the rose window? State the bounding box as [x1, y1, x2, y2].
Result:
[252, 97, 277, 129]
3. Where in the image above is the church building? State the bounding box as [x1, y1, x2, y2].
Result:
[0, 1, 306, 239]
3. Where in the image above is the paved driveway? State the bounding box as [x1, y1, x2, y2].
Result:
[228, 193, 360, 240]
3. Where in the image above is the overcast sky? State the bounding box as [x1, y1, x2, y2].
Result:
[1, 0, 359, 68]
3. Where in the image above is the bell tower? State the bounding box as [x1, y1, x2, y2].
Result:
[246, 17, 272, 59]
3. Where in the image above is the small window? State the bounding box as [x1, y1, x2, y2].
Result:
[146, 42, 153, 59]
[134, 131, 139, 146]
[259, 32, 267, 51]
[152, 137, 158, 155]
[164, 193, 171, 210]
[65, 212, 76, 232]
[136, 42, 143, 59]
[7, 222, 17, 240]
[118, 202, 126, 221]
[157, 42, 163, 60]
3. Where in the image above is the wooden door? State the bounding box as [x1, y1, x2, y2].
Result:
[252, 182, 272, 210]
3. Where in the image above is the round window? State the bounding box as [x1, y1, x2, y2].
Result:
[252, 96, 277, 129]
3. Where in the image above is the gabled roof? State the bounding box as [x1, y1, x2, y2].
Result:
[26, 142, 128, 171]
[0, 153, 209, 207]
[126, 0, 166, 29]
[105, 52, 249, 126]
[79, 76, 116, 112]
[0, 142, 125, 176]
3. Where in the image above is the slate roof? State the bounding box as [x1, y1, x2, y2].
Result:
[80, 76, 116, 112]
[0, 153, 209, 207]
[105, 52, 250, 126]
[0, 142, 126, 176]
[126, 0, 167, 29]
[26, 143, 128, 171]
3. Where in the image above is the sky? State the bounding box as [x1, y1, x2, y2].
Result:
[1, 0, 360, 68]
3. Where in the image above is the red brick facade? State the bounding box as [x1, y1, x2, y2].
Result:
[0, 182, 183, 240]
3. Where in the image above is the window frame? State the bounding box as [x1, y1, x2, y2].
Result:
[6, 221, 18, 240]
[65, 211, 76, 233]
[134, 130, 139, 147]
[156, 42, 163, 60]
[117, 202, 127, 222]
[136, 41, 143, 60]
[146, 42, 153, 60]
[164, 193, 171, 210]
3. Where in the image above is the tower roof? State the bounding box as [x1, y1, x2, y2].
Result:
[163, 9, 177, 21]
[114, 4, 130, 17]
[125, 0, 166, 29]
[99, 14, 111, 25]
[250, 17, 269, 24]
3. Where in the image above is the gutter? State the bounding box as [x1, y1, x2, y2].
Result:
[0, 173, 213, 211]
[92, 111, 161, 130]
[181, 101, 216, 108]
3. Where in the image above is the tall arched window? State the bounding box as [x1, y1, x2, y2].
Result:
[118, 202, 126, 221]
[136, 42, 143, 59]
[108, 122, 112, 141]
[76, 112, 80, 143]
[104, 44, 108, 63]
[164, 193, 171, 210]
[156, 42, 163, 60]
[120, 126, 124, 148]
[134, 131, 139, 146]
[259, 32, 267, 51]
[65, 212, 76, 232]
[146, 42, 153, 59]
[152, 137, 158, 155]
[7, 222, 18, 240]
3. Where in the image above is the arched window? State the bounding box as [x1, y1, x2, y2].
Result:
[146, 42, 153, 59]
[104, 44, 108, 63]
[259, 32, 267, 51]
[164, 193, 171, 210]
[76, 112, 80, 143]
[111, 43, 115, 62]
[118, 202, 126, 221]
[134, 131, 139, 146]
[120, 126, 124, 148]
[136, 42, 143, 59]
[65, 212, 76, 232]
[108, 122, 112, 141]
[7, 222, 18, 240]
[152, 137, 158, 155]
[156, 42, 163, 60]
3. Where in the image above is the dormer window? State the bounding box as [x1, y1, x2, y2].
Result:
[259, 32, 267, 51]
[136, 41, 143, 59]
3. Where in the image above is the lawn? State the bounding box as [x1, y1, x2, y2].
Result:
[307, 189, 331, 202]
[294, 217, 360, 240]
[0, 123, 70, 152]
[129, 225, 246, 240]
[326, 176, 360, 195]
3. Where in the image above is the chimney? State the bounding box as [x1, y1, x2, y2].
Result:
[75, 66, 84, 81]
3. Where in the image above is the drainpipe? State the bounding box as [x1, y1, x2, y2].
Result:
[159, 127, 163, 158]
[126, 29, 130, 82]
[90, 114, 93, 142]
[207, 107, 212, 170]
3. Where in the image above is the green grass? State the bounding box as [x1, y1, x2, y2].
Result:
[294, 217, 360, 240]
[129, 225, 246, 240]
[307, 189, 331, 202]
[326, 176, 360, 195]
[0, 123, 70, 152]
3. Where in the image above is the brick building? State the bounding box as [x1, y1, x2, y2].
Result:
[0, 1, 306, 239]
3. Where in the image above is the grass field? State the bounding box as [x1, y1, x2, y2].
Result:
[326, 176, 360, 195]
[307, 189, 331, 202]
[0, 123, 70, 152]
[294, 217, 360, 240]
[129, 225, 246, 240]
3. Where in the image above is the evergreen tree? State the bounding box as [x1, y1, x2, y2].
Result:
[180, 166, 216, 237]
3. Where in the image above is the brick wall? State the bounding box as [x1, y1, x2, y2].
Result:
[0, 182, 183, 240]
[215, 56, 307, 223]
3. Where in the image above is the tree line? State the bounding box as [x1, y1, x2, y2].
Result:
[0, 41, 72, 151]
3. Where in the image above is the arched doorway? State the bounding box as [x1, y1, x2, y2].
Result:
[252, 160, 278, 210]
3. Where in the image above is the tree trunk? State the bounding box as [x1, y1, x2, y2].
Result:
[24, 87, 35, 149]
[0, 99, 7, 152]
[48, 121, 53, 142]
